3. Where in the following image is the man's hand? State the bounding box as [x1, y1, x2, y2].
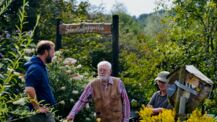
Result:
[152, 107, 163, 115]
[67, 120, 73, 122]
[66, 115, 74, 122]
[156, 108, 163, 113]
[36, 106, 49, 113]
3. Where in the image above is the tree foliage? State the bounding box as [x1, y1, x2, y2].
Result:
[0, 0, 217, 121]
[166, 0, 217, 114]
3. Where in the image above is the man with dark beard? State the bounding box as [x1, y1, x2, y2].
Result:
[24, 40, 56, 122]
[66, 61, 130, 122]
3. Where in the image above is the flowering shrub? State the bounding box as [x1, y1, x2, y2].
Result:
[186, 109, 216, 122]
[139, 105, 175, 122]
[139, 106, 216, 122]
[48, 50, 95, 121]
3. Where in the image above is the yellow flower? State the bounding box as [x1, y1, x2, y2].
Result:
[139, 106, 216, 122]
[187, 109, 215, 122]
[139, 105, 175, 122]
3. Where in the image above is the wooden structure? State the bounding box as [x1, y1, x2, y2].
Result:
[55, 15, 119, 76]
[167, 65, 213, 119]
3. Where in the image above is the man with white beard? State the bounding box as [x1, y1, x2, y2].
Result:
[66, 61, 130, 122]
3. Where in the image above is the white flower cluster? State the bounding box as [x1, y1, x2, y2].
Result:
[72, 90, 79, 95]
[72, 74, 84, 80]
[13, 98, 26, 106]
[24, 48, 35, 54]
[63, 58, 77, 65]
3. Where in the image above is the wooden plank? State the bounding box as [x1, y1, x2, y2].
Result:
[59, 23, 112, 35]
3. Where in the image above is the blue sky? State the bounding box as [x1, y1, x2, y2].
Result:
[77, 0, 172, 17]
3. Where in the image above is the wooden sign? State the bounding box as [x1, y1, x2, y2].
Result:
[59, 23, 112, 35]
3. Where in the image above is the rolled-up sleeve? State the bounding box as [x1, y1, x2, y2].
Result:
[68, 84, 92, 118]
[119, 80, 130, 122]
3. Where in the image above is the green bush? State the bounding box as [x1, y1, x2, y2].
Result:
[0, 0, 40, 121]
[48, 50, 96, 121]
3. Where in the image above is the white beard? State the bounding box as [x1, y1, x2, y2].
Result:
[98, 76, 109, 81]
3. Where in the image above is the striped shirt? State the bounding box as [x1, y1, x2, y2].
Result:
[68, 77, 130, 122]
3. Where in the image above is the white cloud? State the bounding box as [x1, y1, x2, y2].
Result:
[77, 0, 172, 17]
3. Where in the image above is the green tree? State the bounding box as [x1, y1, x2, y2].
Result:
[166, 0, 217, 114]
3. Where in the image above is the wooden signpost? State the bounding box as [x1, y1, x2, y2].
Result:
[55, 15, 119, 76]
[59, 23, 111, 35]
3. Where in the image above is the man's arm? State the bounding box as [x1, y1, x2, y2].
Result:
[25, 67, 49, 113]
[147, 92, 157, 107]
[66, 84, 92, 121]
[147, 92, 163, 115]
[119, 80, 130, 122]
[25, 87, 49, 113]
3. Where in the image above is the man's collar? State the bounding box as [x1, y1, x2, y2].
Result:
[108, 77, 113, 84]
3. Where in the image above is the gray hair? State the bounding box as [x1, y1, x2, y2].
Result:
[97, 61, 112, 70]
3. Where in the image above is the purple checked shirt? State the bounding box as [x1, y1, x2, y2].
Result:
[68, 77, 131, 122]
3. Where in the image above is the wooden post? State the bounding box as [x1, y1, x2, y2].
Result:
[112, 15, 119, 76]
[56, 19, 62, 50]
[175, 66, 187, 121]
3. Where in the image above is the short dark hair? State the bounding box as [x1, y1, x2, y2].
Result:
[36, 40, 55, 55]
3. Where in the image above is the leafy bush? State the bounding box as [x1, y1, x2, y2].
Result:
[139, 106, 216, 122]
[48, 50, 96, 121]
[139, 105, 175, 122]
[0, 0, 40, 121]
